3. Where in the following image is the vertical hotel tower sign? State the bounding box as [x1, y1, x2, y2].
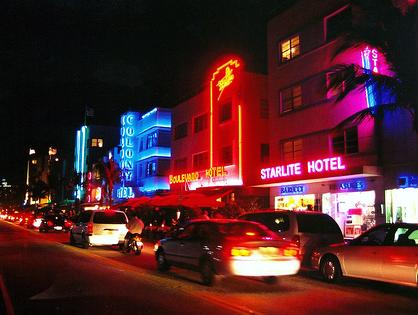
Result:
[119, 112, 137, 198]
[209, 58, 243, 183]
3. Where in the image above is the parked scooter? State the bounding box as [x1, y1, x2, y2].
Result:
[125, 233, 144, 255]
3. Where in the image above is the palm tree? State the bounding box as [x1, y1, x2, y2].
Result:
[93, 158, 121, 207]
[329, 0, 417, 132]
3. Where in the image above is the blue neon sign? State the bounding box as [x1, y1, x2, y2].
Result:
[280, 185, 306, 195]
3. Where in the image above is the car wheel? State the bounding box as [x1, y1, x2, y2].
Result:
[82, 234, 90, 249]
[156, 251, 169, 272]
[200, 259, 215, 286]
[321, 256, 342, 282]
[69, 231, 76, 245]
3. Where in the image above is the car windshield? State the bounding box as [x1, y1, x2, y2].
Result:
[296, 213, 341, 234]
[93, 211, 126, 224]
[218, 222, 274, 238]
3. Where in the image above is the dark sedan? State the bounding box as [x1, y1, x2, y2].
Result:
[39, 214, 72, 232]
[154, 219, 301, 285]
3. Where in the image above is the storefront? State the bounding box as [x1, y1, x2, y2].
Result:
[385, 176, 418, 223]
[260, 155, 382, 239]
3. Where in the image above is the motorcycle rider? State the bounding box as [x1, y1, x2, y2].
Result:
[123, 212, 145, 252]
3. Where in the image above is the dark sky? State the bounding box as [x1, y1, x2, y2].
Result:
[0, 0, 292, 185]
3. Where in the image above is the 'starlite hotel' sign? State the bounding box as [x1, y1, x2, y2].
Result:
[261, 156, 346, 180]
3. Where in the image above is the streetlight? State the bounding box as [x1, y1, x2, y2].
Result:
[25, 148, 36, 205]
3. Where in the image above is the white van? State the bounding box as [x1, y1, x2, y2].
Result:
[70, 210, 128, 248]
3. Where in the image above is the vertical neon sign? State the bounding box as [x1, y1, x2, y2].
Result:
[119, 113, 136, 198]
[361, 46, 379, 108]
[209, 59, 241, 168]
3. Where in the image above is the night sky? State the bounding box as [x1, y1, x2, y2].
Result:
[0, 0, 293, 185]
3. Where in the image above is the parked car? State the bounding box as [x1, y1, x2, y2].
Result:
[239, 210, 343, 268]
[69, 210, 128, 248]
[154, 219, 301, 286]
[38, 213, 71, 232]
[311, 223, 418, 287]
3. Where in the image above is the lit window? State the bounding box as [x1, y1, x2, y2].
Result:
[282, 139, 303, 162]
[146, 161, 157, 177]
[146, 132, 158, 149]
[194, 113, 208, 133]
[192, 152, 209, 170]
[280, 35, 300, 63]
[91, 138, 103, 148]
[280, 85, 302, 113]
[332, 127, 358, 154]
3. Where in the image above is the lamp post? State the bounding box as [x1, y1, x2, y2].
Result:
[24, 148, 36, 205]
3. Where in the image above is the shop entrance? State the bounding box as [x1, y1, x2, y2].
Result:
[274, 194, 316, 211]
[322, 190, 376, 239]
[385, 188, 418, 223]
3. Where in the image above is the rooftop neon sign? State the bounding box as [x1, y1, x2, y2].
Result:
[216, 66, 235, 100]
[261, 156, 346, 180]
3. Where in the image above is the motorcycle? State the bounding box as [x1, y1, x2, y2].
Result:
[125, 233, 144, 255]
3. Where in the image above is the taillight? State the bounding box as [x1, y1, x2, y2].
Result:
[283, 247, 299, 257]
[87, 222, 93, 235]
[64, 220, 72, 228]
[231, 247, 252, 257]
[47, 220, 54, 227]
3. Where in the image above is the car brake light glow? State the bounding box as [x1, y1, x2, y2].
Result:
[283, 247, 299, 257]
[245, 232, 256, 236]
[47, 220, 54, 227]
[87, 222, 93, 234]
[231, 247, 252, 257]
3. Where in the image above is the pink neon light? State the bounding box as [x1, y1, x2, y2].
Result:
[261, 156, 346, 180]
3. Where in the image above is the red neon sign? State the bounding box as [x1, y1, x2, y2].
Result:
[261, 156, 346, 180]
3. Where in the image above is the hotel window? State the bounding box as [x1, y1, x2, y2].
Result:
[221, 145, 233, 165]
[261, 143, 270, 163]
[280, 35, 300, 63]
[174, 122, 188, 140]
[219, 102, 232, 123]
[260, 99, 269, 119]
[174, 158, 187, 171]
[326, 71, 346, 99]
[282, 139, 303, 162]
[280, 85, 302, 113]
[91, 138, 103, 148]
[146, 161, 157, 177]
[332, 127, 358, 154]
[325, 6, 351, 42]
[193, 152, 209, 170]
[194, 113, 208, 133]
[146, 132, 158, 149]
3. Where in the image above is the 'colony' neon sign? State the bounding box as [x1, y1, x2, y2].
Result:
[261, 156, 346, 180]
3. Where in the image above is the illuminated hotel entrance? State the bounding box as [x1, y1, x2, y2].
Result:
[385, 188, 418, 223]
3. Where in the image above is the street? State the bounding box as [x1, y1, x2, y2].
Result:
[0, 220, 417, 315]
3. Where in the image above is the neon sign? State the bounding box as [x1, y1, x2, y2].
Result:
[261, 156, 346, 180]
[280, 185, 306, 195]
[339, 180, 366, 191]
[216, 66, 235, 100]
[120, 113, 136, 182]
[169, 166, 229, 185]
[361, 46, 379, 108]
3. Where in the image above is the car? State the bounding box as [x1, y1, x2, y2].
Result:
[69, 210, 128, 248]
[311, 223, 418, 287]
[38, 213, 71, 232]
[239, 210, 344, 268]
[154, 219, 301, 286]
